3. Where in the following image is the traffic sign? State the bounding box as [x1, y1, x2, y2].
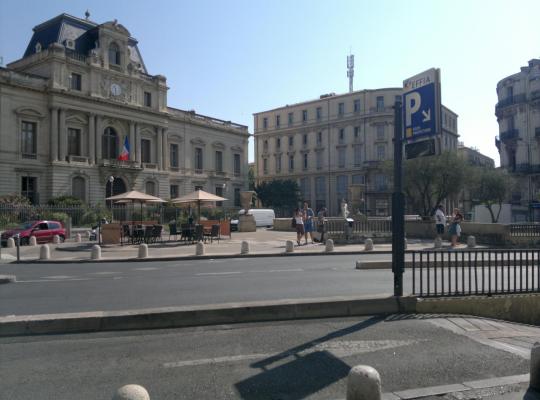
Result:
[403, 68, 441, 140]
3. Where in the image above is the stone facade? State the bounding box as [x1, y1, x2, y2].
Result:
[254, 89, 459, 216]
[0, 14, 249, 206]
[495, 58, 540, 221]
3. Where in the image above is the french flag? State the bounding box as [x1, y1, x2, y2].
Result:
[118, 136, 130, 161]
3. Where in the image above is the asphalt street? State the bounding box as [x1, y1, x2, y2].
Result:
[0, 316, 531, 400]
[0, 254, 401, 316]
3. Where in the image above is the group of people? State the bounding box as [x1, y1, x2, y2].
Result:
[292, 202, 327, 246]
[435, 204, 464, 247]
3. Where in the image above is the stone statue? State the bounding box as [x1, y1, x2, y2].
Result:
[341, 199, 350, 219]
[240, 191, 256, 214]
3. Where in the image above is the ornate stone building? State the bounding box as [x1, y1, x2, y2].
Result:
[495, 58, 540, 221]
[0, 13, 249, 206]
[254, 89, 459, 216]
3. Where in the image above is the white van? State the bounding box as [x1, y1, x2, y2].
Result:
[238, 209, 276, 227]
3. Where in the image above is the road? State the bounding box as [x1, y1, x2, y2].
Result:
[0, 254, 401, 316]
[0, 315, 532, 400]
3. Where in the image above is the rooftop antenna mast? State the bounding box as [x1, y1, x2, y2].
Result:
[347, 53, 354, 93]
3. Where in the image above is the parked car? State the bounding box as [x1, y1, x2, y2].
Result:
[0, 220, 66, 246]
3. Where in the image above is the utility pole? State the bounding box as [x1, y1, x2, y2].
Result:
[392, 100, 404, 297]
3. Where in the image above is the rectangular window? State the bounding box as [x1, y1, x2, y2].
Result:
[338, 102, 344, 116]
[288, 136, 294, 147]
[354, 126, 360, 138]
[141, 139, 151, 163]
[506, 86, 513, 99]
[354, 145, 362, 166]
[316, 151, 323, 170]
[300, 177, 310, 201]
[508, 115, 515, 130]
[336, 175, 348, 206]
[263, 158, 268, 174]
[315, 176, 326, 197]
[215, 185, 223, 207]
[21, 176, 38, 204]
[276, 155, 282, 172]
[263, 117, 268, 129]
[234, 154, 241, 176]
[288, 112, 293, 126]
[395, 95, 401, 105]
[338, 147, 346, 168]
[377, 144, 385, 160]
[317, 132, 322, 145]
[354, 99, 360, 112]
[303, 153, 308, 169]
[376, 96, 384, 111]
[376, 125, 385, 140]
[170, 144, 179, 168]
[144, 92, 152, 107]
[67, 128, 81, 156]
[276, 115, 280, 128]
[234, 188, 241, 207]
[170, 184, 179, 199]
[195, 147, 203, 171]
[339, 128, 345, 144]
[276, 137, 281, 149]
[289, 155, 294, 171]
[70, 73, 81, 91]
[316, 107, 322, 120]
[263, 140, 268, 151]
[302, 110, 308, 122]
[352, 174, 365, 185]
[21, 121, 37, 158]
[215, 151, 223, 172]
[375, 174, 387, 190]
[303, 134, 308, 146]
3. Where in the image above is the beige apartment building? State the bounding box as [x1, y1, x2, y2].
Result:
[0, 13, 249, 206]
[495, 58, 540, 221]
[254, 89, 459, 216]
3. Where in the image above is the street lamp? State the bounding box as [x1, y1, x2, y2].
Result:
[108, 176, 115, 222]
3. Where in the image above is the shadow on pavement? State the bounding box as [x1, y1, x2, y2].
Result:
[234, 316, 381, 399]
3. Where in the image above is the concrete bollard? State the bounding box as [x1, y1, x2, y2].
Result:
[404, 238, 407, 250]
[346, 365, 381, 400]
[434, 237, 442, 249]
[76, 233, 82, 243]
[53, 235, 60, 244]
[112, 384, 150, 400]
[285, 240, 294, 253]
[531, 342, 540, 391]
[91, 245, 101, 260]
[196, 242, 205, 256]
[138, 244, 148, 259]
[364, 239, 374, 251]
[467, 235, 476, 248]
[325, 239, 334, 252]
[6, 238, 15, 248]
[39, 244, 50, 260]
[241, 241, 250, 255]
[29, 236, 37, 246]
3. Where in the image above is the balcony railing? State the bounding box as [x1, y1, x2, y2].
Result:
[495, 94, 527, 112]
[65, 50, 87, 63]
[499, 129, 519, 141]
[100, 159, 141, 169]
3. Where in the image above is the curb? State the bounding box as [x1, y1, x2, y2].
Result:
[0, 295, 417, 337]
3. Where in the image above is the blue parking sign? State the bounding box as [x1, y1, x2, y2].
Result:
[403, 68, 440, 140]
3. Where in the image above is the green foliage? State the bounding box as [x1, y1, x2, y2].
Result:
[248, 165, 256, 191]
[469, 167, 513, 223]
[403, 151, 469, 217]
[40, 211, 69, 223]
[80, 205, 112, 226]
[255, 179, 302, 213]
[47, 195, 84, 206]
[0, 193, 31, 206]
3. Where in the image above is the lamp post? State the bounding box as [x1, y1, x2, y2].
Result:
[108, 176, 115, 222]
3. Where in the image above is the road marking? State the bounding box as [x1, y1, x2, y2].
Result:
[265, 268, 304, 273]
[18, 278, 92, 283]
[163, 339, 421, 369]
[89, 271, 118, 275]
[134, 267, 159, 271]
[41, 275, 75, 279]
[195, 271, 243, 276]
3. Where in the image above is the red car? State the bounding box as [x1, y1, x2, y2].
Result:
[1, 220, 66, 246]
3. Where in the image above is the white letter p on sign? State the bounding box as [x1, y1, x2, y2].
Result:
[405, 92, 421, 126]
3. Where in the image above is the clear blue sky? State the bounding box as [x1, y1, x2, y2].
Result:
[1, 0, 539, 165]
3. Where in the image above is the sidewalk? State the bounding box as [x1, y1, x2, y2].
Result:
[0, 228, 461, 263]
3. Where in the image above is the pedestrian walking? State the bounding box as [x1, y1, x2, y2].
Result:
[293, 208, 305, 246]
[434, 204, 446, 240]
[448, 208, 464, 247]
[317, 207, 327, 243]
[303, 201, 315, 245]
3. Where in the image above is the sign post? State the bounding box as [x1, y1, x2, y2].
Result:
[392, 101, 404, 297]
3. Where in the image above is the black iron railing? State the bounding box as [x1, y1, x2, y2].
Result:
[410, 250, 540, 297]
[510, 224, 540, 237]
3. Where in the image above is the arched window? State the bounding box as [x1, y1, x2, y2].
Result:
[72, 176, 86, 202]
[102, 127, 118, 160]
[145, 181, 156, 196]
[108, 42, 120, 65]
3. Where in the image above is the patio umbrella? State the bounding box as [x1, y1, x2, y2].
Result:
[170, 189, 227, 223]
[106, 190, 166, 231]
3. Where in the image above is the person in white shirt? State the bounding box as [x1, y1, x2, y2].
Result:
[435, 204, 446, 239]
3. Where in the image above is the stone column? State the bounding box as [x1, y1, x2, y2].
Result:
[95, 115, 102, 163]
[88, 114, 95, 164]
[129, 122, 136, 162]
[135, 124, 141, 164]
[58, 108, 67, 162]
[50, 107, 58, 162]
[157, 127, 163, 170]
[162, 128, 168, 170]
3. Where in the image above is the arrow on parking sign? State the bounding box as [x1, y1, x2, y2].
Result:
[422, 109, 431, 122]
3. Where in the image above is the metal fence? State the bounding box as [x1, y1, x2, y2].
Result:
[324, 218, 392, 235]
[410, 249, 540, 297]
[509, 224, 540, 237]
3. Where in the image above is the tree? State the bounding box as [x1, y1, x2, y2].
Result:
[248, 164, 256, 191]
[469, 167, 512, 223]
[402, 151, 469, 217]
[254, 179, 302, 215]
